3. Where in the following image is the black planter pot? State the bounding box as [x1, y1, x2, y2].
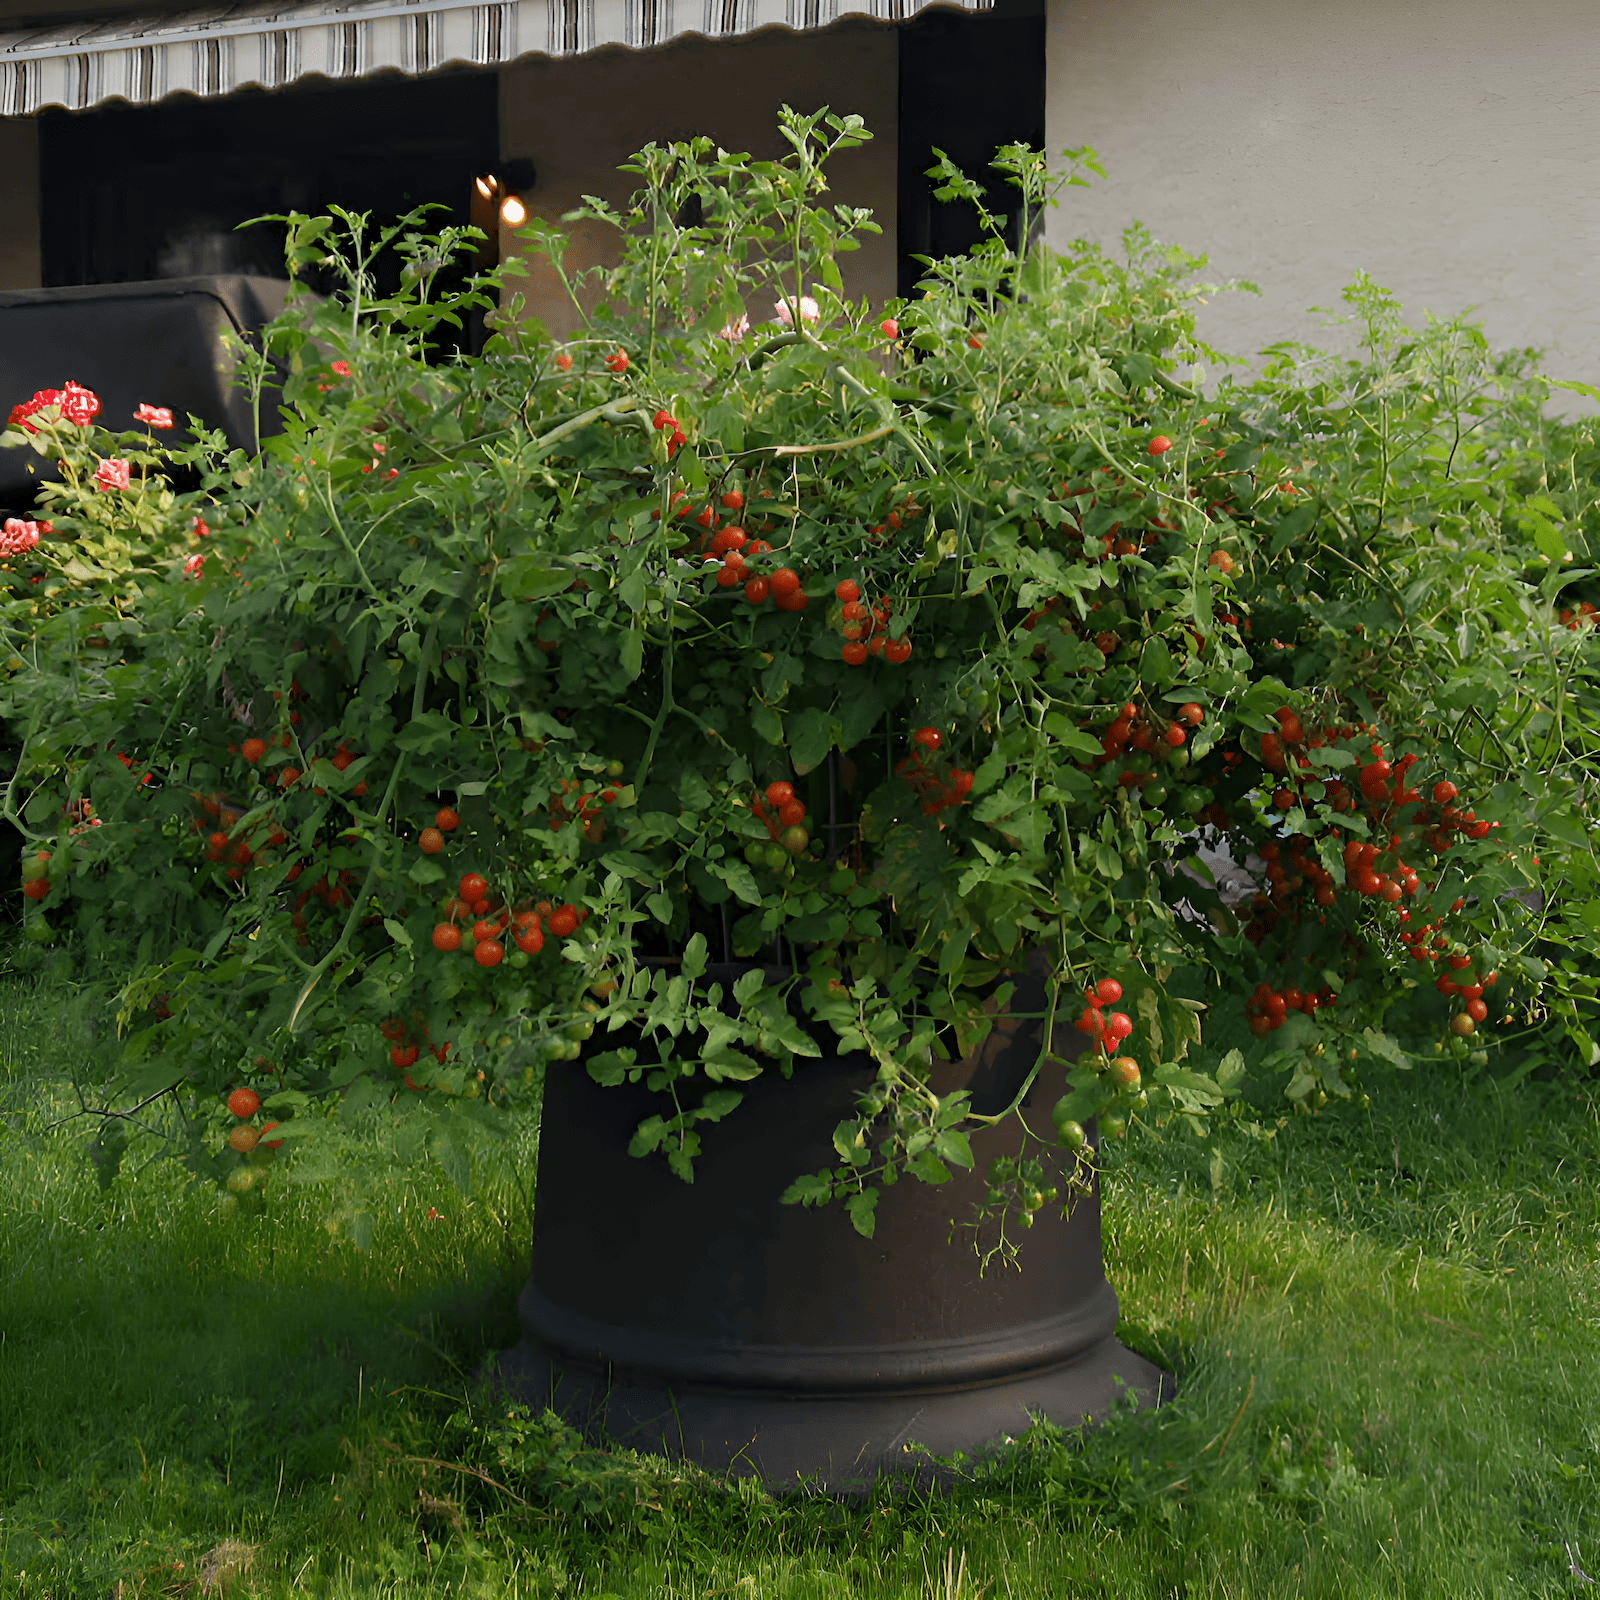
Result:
[495, 963, 1167, 1490]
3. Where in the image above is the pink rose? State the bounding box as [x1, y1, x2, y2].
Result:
[182, 552, 204, 579]
[331, 360, 351, 377]
[0, 518, 42, 557]
[773, 296, 819, 327]
[93, 458, 131, 492]
[192, 516, 210, 538]
[135, 403, 174, 430]
[716, 314, 750, 344]
[59, 381, 101, 426]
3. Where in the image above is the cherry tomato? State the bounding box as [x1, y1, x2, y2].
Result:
[419, 827, 444, 855]
[432, 923, 462, 952]
[459, 872, 488, 903]
[226, 1087, 260, 1119]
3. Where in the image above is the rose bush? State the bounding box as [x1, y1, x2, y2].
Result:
[1, 111, 1595, 1239]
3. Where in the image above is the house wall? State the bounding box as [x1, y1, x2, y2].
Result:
[0, 117, 41, 291]
[499, 22, 899, 339]
[1044, 0, 1600, 394]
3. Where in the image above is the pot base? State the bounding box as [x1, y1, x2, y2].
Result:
[490, 1333, 1170, 1493]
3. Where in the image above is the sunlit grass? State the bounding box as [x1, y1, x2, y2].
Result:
[3, 975, 1599, 1597]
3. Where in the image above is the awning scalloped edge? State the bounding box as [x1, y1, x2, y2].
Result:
[0, 0, 984, 116]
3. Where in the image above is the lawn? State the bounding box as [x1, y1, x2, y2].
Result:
[3, 976, 1599, 1598]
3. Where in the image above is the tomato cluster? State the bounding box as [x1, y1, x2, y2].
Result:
[428, 870, 578, 970]
[221, 1084, 282, 1154]
[833, 578, 911, 666]
[1232, 714, 1504, 1035]
[1559, 600, 1596, 630]
[1078, 699, 1205, 810]
[743, 780, 810, 867]
[1244, 980, 1338, 1037]
[380, 1011, 452, 1089]
[894, 728, 974, 815]
[864, 492, 923, 540]
[1437, 961, 1499, 1036]
[1052, 978, 1147, 1145]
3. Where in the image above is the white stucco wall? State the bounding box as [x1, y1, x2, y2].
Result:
[0, 116, 41, 291]
[498, 22, 900, 339]
[1045, 0, 1600, 397]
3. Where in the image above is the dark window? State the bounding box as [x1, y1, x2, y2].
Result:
[896, 0, 1047, 300]
[39, 68, 499, 305]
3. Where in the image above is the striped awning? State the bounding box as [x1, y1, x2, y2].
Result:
[0, 0, 976, 116]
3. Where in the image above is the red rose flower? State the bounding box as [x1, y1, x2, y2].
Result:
[8, 388, 64, 434]
[135, 403, 174, 429]
[93, 458, 130, 492]
[331, 360, 351, 377]
[59, 382, 101, 426]
[0, 519, 42, 557]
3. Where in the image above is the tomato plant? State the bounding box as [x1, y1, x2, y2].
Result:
[2, 110, 1595, 1240]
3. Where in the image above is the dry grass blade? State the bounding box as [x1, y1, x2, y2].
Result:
[195, 1540, 255, 1594]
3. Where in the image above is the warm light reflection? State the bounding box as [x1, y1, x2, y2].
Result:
[474, 175, 496, 199]
[500, 194, 527, 227]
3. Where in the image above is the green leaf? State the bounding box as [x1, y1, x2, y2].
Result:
[709, 858, 762, 905]
[751, 703, 784, 745]
[845, 1188, 879, 1238]
[697, 1088, 744, 1121]
[1042, 713, 1102, 758]
[789, 706, 837, 772]
[383, 918, 412, 949]
[587, 1049, 635, 1087]
[682, 932, 709, 980]
[408, 858, 446, 885]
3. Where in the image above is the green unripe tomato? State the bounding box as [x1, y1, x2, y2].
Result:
[23, 920, 52, 944]
[566, 1018, 595, 1043]
[226, 1168, 256, 1195]
[1179, 787, 1206, 815]
[1101, 1114, 1127, 1140]
[605, 760, 625, 778]
[1056, 1118, 1087, 1151]
[1023, 1189, 1045, 1213]
[762, 843, 787, 870]
[780, 825, 810, 855]
[1165, 747, 1189, 769]
[745, 842, 767, 866]
[20, 855, 48, 883]
[1143, 784, 1168, 807]
[508, 949, 530, 969]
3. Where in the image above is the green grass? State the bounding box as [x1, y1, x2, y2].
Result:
[4, 977, 1600, 1598]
